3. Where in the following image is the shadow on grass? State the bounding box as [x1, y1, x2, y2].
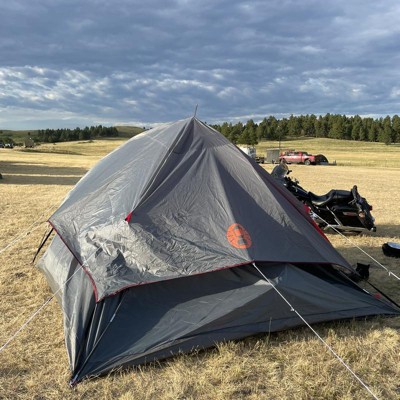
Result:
[334, 239, 400, 304]
[18, 148, 82, 155]
[373, 224, 400, 237]
[0, 161, 87, 185]
[323, 224, 400, 238]
[1, 174, 83, 185]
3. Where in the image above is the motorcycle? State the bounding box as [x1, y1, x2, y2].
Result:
[271, 163, 376, 233]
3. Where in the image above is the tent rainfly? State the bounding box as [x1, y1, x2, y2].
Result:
[38, 117, 400, 385]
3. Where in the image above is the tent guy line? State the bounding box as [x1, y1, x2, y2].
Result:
[252, 263, 380, 400]
[0, 203, 58, 256]
[309, 211, 400, 282]
[0, 210, 124, 353]
[0, 208, 103, 354]
[0, 296, 54, 353]
[0, 223, 43, 256]
[0, 219, 108, 353]
[0, 261, 83, 353]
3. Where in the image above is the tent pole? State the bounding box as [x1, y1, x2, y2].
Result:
[69, 292, 127, 386]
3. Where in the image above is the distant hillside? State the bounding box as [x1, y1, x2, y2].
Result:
[0, 129, 38, 144]
[115, 126, 145, 138]
[0, 125, 145, 144]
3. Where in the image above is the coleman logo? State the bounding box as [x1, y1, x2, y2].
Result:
[226, 223, 252, 249]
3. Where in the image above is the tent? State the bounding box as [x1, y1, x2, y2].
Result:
[38, 117, 400, 384]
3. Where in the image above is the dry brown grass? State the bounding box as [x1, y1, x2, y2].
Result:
[0, 140, 399, 399]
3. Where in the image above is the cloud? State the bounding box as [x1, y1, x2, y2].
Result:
[0, 0, 400, 129]
[390, 87, 400, 99]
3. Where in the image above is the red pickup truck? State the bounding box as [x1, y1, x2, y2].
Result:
[279, 151, 328, 165]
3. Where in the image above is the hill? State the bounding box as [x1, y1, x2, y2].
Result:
[0, 129, 38, 144]
[0, 125, 145, 145]
[115, 125, 145, 137]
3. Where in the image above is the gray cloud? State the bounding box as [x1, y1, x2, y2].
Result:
[0, 0, 400, 129]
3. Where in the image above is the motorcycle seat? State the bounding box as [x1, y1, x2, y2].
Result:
[309, 189, 352, 207]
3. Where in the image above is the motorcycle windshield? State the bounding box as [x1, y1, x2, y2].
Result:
[271, 164, 289, 180]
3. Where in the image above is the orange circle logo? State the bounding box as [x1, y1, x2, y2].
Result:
[226, 223, 252, 249]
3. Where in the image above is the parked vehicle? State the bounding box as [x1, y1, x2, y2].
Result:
[279, 150, 328, 165]
[238, 145, 265, 163]
[0, 142, 14, 149]
[271, 163, 376, 233]
[265, 149, 280, 164]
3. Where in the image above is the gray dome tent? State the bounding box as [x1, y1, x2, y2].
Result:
[38, 117, 399, 384]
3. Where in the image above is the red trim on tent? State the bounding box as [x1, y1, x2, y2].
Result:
[125, 211, 133, 222]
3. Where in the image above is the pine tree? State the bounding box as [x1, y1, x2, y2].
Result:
[288, 115, 301, 136]
[392, 115, 400, 143]
[382, 116, 393, 144]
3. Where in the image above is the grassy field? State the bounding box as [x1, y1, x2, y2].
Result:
[0, 138, 399, 399]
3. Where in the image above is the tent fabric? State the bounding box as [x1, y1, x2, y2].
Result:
[48, 118, 349, 301]
[38, 117, 400, 384]
[39, 237, 399, 384]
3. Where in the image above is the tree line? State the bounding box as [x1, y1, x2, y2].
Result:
[27, 114, 400, 145]
[36, 125, 119, 143]
[211, 114, 400, 145]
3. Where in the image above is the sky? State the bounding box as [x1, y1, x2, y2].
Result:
[1, 0, 400, 130]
